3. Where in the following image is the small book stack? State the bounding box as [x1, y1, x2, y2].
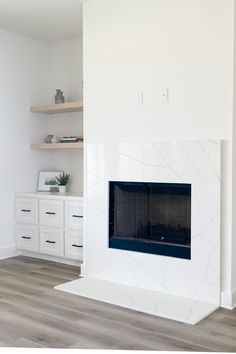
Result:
[61, 136, 83, 143]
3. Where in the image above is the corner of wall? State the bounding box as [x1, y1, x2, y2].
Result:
[80, 262, 87, 277]
[221, 290, 236, 310]
[0, 245, 20, 261]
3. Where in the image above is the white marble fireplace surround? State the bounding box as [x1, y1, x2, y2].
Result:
[56, 140, 221, 324]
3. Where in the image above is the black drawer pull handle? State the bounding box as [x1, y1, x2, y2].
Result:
[72, 215, 83, 218]
[72, 244, 83, 248]
[21, 236, 31, 240]
[46, 212, 56, 215]
[21, 209, 31, 213]
[46, 240, 56, 244]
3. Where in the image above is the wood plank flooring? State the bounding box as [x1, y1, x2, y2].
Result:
[0, 256, 235, 350]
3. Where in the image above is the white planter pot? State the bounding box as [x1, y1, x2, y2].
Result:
[58, 185, 66, 194]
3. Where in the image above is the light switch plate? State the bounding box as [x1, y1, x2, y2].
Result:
[160, 88, 169, 103]
[136, 91, 144, 105]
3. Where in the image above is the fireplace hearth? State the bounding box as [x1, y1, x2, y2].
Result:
[109, 181, 191, 259]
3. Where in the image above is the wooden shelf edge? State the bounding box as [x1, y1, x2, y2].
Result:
[31, 142, 83, 150]
[30, 101, 83, 114]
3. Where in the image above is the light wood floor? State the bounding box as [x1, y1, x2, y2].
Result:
[0, 256, 235, 350]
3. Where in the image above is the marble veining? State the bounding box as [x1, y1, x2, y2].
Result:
[55, 277, 219, 325]
[59, 140, 221, 324]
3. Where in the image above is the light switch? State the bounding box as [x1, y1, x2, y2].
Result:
[160, 88, 169, 103]
[136, 91, 144, 105]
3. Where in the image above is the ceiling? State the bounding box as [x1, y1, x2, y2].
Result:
[0, 0, 83, 42]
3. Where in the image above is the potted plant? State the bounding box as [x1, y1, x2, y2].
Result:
[56, 172, 70, 193]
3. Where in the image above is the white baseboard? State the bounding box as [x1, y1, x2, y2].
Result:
[20, 251, 82, 268]
[221, 290, 236, 310]
[0, 245, 19, 260]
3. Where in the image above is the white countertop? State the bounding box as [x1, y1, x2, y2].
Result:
[15, 191, 83, 201]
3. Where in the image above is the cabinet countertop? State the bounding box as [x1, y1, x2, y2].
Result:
[15, 191, 83, 201]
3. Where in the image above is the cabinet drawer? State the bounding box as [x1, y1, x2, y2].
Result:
[16, 224, 38, 252]
[39, 200, 63, 227]
[65, 229, 83, 260]
[16, 198, 38, 224]
[65, 201, 83, 229]
[39, 226, 64, 257]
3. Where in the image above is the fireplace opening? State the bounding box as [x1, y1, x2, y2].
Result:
[109, 181, 191, 260]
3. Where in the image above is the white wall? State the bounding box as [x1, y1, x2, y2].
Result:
[83, 0, 235, 307]
[231, 4, 236, 307]
[0, 30, 83, 256]
[0, 29, 52, 255]
[48, 36, 83, 103]
[84, 0, 234, 143]
[45, 36, 84, 194]
[29, 36, 84, 194]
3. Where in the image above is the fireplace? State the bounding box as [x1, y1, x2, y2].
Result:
[109, 181, 191, 259]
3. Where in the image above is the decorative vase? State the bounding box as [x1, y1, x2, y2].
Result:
[55, 89, 65, 104]
[45, 134, 54, 143]
[59, 185, 66, 194]
[51, 135, 58, 143]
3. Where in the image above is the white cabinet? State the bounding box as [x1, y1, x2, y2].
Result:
[65, 229, 83, 260]
[16, 198, 38, 224]
[40, 199, 64, 227]
[16, 224, 38, 253]
[65, 201, 83, 230]
[40, 226, 64, 257]
[65, 201, 83, 260]
[15, 193, 83, 264]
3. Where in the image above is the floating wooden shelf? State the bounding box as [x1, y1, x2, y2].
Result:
[31, 142, 83, 150]
[30, 101, 83, 114]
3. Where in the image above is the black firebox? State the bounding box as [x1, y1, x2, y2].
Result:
[109, 181, 191, 260]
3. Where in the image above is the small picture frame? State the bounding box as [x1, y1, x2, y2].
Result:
[37, 171, 63, 192]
